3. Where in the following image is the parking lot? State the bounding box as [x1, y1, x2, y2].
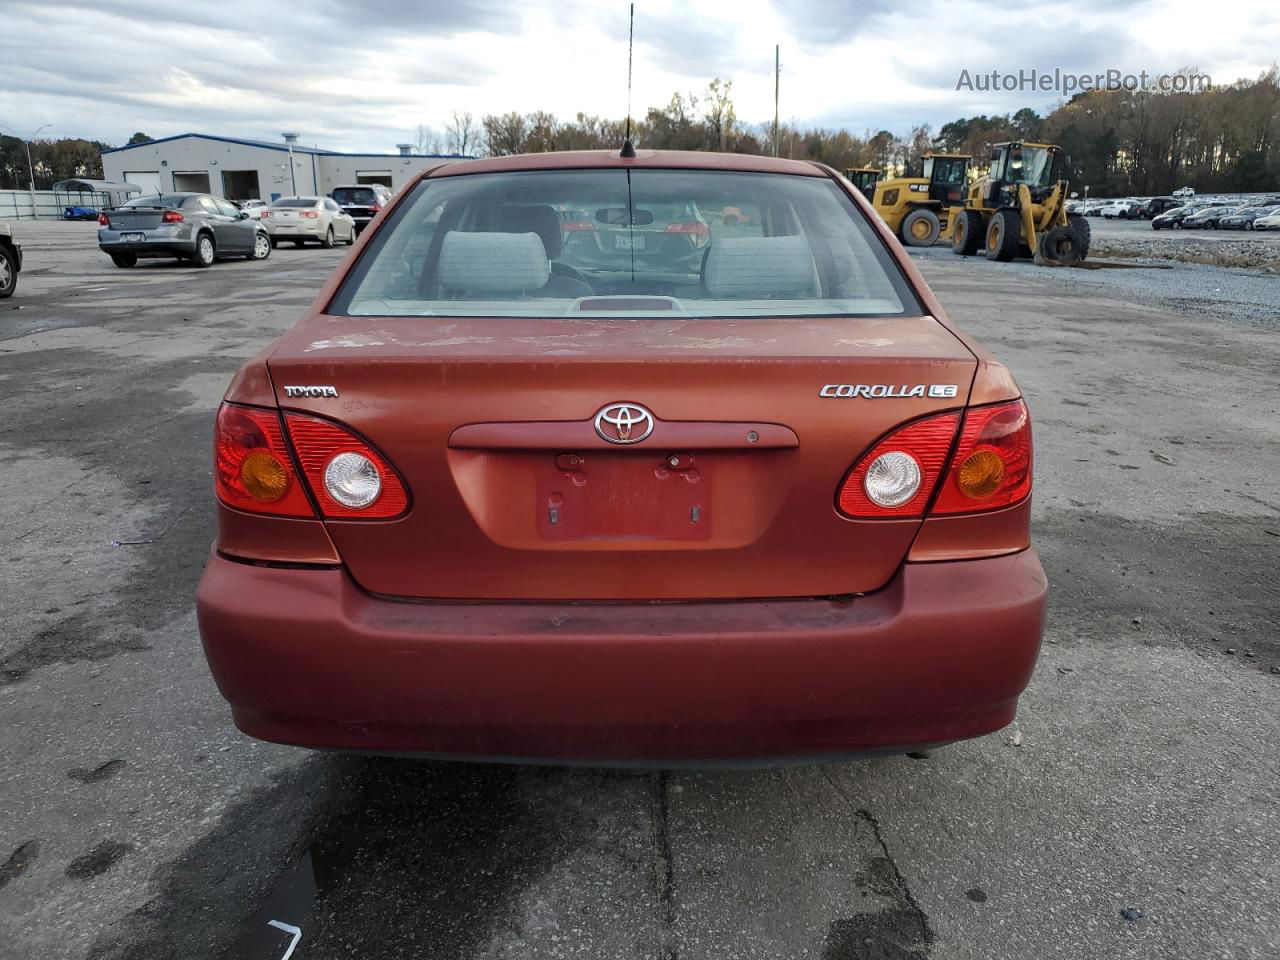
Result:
[1, 221, 1278, 960]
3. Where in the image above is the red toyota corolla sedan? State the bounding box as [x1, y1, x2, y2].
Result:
[196, 149, 1046, 764]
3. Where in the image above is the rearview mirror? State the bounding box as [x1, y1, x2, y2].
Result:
[596, 207, 654, 226]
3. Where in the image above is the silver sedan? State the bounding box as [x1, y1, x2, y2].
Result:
[264, 196, 356, 248]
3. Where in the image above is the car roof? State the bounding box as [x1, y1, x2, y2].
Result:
[427, 149, 826, 180]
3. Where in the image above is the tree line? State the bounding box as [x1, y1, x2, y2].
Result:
[5, 68, 1277, 196]
[425, 68, 1280, 196]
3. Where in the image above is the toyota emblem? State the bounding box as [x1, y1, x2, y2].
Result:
[594, 403, 654, 444]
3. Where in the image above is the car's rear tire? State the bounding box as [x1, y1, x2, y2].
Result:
[952, 209, 984, 256]
[0, 246, 16, 297]
[292, 239, 304, 247]
[321, 226, 335, 249]
[192, 233, 215, 268]
[345, 225, 355, 246]
[110, 252, 137, 269]
[269, 237, 279, 249]
[901, 208, 941, 247]
[984, 209, 1021, 261]
[250, 233, 272, 260]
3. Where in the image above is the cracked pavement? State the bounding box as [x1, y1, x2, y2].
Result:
[0, 222, 1277, 959]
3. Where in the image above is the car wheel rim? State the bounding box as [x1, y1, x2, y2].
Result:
[0, 259, 10, 288]
[200, 238, 213, 262]
[255, 236, 269, 258]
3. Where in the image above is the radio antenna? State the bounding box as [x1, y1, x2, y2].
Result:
[620, 3, 636, 158]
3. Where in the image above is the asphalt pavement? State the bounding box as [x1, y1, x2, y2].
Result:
[1, 221, 1277, 960]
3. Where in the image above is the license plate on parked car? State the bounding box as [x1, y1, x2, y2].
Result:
[614, 234, 645, 251]
[122, 232, 145, 242]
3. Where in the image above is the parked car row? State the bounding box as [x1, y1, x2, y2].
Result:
[1151, 201, 1280, 230]
[94, 185, 390, 268]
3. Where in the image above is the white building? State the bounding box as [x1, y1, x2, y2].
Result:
[100, 133, 470, 202]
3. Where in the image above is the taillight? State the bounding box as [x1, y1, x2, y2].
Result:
[97, 213, 108, 226]
[370, 203, 382, 213]
[283, 414, 409, 519]
[162, 210, 183, 223]
[301, 210, 319, 219]
[561, 219, 594, 232]
[664, 221, 710, 239]
[932, 400, 1032, 514]
[214, 404, 314, 517]
[260, 210, 271, 218]
[836, 399, 1032, 519]
[838, 413, 960, 518]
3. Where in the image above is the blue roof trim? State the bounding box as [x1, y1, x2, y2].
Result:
[102, 132, 471, 159]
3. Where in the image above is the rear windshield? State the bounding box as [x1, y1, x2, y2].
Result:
[122, 194, 197, 208]
[333, 188, 378, 204]
[273, 198, 321, 208]
[330, 169, 918, 318]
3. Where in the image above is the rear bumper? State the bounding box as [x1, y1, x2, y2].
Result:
[268, 223, 325, 237]
[196, 550, 1047, 763]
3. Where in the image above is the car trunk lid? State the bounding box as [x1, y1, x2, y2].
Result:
[105, 208, 167, 230]
[267, 313, 977, 601]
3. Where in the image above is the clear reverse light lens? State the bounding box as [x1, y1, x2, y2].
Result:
[863, 451, 922, 507]
[323, 452, 382, 508]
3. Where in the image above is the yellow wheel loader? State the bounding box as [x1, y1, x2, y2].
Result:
[950, 141, 1091, 265]
[843, 167, 882, 201]
[870, 153, 971, 247]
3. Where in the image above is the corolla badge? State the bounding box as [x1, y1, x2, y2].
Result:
[594, 403, 655, 444]
[819, 384, 958, 399]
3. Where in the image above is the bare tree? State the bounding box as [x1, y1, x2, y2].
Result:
[482, 112, 528, 156]
[414, 123, 445, 154]
[445, 111, 479, 156]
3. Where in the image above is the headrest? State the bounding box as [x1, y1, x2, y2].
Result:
[497, 204, 562, 258]
[703, 236, 818, 298]
[438, 232, 550, 294]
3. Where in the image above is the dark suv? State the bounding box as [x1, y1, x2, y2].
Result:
[98, 193, 272, 268]
[331, 184, 392, 234]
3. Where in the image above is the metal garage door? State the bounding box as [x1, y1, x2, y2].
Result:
[173, 171, 211, 193]
[124, 171, 163, 195]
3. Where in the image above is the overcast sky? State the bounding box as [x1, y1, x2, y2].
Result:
[1, 0, 1276, 152]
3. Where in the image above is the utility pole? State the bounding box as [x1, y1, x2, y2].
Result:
[281, 132, 299, 195]
[3, 123, 50, 215]
[773, 45, 780, 158]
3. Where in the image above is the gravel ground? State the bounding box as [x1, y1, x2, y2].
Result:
[1, 221, 1278, 960]
[912, 244, 1279, 326]
[1081, 217, 1280, 273]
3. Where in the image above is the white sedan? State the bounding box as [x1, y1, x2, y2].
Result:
[1253, 211, 1280, 231]
[236, 199, 270, 220]
[263, 196, 356, 248]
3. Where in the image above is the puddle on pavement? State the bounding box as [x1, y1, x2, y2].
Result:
[225, 757, 655, 959]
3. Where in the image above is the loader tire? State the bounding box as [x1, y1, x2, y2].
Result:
[952, 209, 984, 256]
[901, 208, 941, 247]
[985, 209, 1021, 261]
[1039, 225, 1084, 265]
[1067, 213, 1092, 259]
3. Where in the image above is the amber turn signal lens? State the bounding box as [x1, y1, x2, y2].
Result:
[240, 450, 289, 502]
[957, 449, 1005, 499]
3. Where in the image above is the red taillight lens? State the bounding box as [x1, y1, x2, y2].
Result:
[283, 414, 409, 519]
[301, 210, 319, 218]
[214, 404, 314, 517]
[370, 202, 382, 213]
[932, 400, 1032, 514]
[260, 209, 271, 218]
[162, 210, 183, 223]
[98, 213, 108, 226]
[838, 413, 960, 518]
[664, 221, 710, 239]
[561, 219, 595, 232]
